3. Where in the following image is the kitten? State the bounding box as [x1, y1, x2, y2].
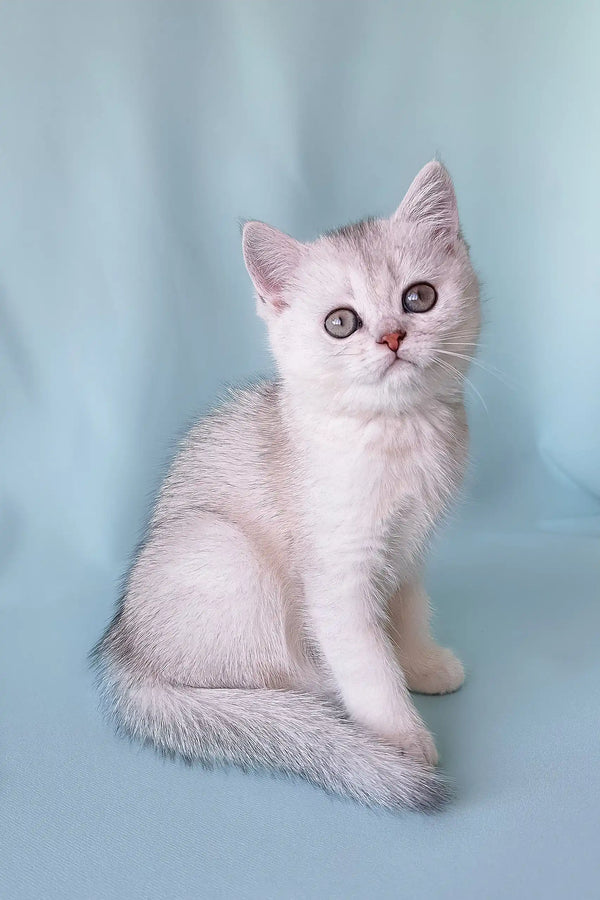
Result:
[94, 161, 480, 811]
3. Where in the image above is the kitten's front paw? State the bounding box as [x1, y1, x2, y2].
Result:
[396, 726, 439, 767]
[405, 647, 465, 695]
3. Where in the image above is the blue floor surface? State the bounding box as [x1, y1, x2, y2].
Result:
[3, 528, 599, 899]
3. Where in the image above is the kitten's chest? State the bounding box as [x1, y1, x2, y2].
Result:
[375, 427, 455, 529]
[304, 405, 467, 556]
[370, 413, 466, 577]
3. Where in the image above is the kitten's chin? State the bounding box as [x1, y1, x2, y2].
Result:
[376, 354, 421, 389]
[282, 360, 454, 417]
[374, 358, 462, 410]
[383, 356, 418, 374]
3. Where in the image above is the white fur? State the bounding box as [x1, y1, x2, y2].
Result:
[95, 162, 480, 810]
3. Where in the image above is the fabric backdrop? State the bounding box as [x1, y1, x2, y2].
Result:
[1, 2, 599, 899]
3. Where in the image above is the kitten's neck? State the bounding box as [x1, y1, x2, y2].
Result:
[279, 379, 464, 432]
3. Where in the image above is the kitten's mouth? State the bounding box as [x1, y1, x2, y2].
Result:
[385, 355, 416, 372]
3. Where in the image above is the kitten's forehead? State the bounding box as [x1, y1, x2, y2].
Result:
[324, 216, 382, 255]
[316, 216, 447, 294]
[321, 217, 386, 276]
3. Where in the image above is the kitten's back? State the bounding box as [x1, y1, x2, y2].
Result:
[154, 379, 295, 537]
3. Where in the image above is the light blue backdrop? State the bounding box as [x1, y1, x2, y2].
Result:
[1, 2, 599, 899]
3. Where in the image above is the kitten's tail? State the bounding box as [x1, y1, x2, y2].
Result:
[97, 660, 448, 812]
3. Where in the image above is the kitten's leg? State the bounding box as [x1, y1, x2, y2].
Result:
[120, 511, 298, 690]
[304, 566, 438, 766]
[389, 579, 465, 695]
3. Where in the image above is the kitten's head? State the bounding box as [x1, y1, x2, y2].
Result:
[242, 162, 480, 414]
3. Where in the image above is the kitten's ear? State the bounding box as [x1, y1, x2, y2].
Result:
[242, 221, 304, 313]
[393, 161, 459, 236]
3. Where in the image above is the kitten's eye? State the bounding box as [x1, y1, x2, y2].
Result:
[402, 282, 437, 313]
[324, 307, 362, 338]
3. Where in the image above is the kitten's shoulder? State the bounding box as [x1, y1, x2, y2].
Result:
[226, 378, 283, 417]
[186, 378, 283, 447]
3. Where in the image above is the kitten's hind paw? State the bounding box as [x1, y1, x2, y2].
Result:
[405, 647, 465, 696]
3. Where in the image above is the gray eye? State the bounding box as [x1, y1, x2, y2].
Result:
[402, 282, 437, 313]
[324, 307, 362, 338]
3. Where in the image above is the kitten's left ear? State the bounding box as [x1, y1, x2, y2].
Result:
[242, 221, 305, 313]
[393, 161, 459, 236]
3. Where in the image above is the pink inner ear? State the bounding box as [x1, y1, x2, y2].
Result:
[259, 294, 287, 313]
[394, 162, 459, 236]
[243, 222, 302, 311]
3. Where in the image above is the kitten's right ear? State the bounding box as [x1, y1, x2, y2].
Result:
[393, 161, 459, 237]
[242, 221, 304, 313]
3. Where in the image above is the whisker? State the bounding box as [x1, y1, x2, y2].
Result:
[462, 373, 489, 415]
[431, 348, 515, 390]
[436, 341, 480, 347]
[431, 355, 490, 417]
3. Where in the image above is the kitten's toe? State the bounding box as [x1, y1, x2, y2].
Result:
[406, 647, 465, 695]
[397, 725, 439, 767]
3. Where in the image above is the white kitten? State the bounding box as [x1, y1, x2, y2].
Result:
[95, 161, 480, 811]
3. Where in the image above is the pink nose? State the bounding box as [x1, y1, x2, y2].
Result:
[377, 329, 406, 353]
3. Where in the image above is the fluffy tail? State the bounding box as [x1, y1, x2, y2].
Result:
[97, 661, 448, 812]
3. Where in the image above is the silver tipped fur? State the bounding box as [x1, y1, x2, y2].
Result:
[95, 162, 479, 812]
[97, 659, 449, 811]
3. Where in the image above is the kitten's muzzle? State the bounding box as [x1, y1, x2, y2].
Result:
[377, 329, 407, 353]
